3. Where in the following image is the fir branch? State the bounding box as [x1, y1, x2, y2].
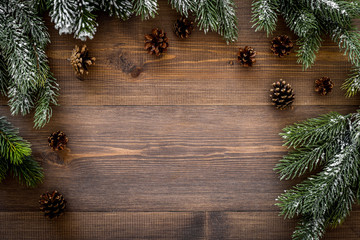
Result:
[9, 156, 43, 187]
[275, 139, 340, 180]
[276, 111, 360, 239]
[281, 112, 348, 148]
[0, 0, 57, 128]
[291, 216, 325, 240]
[277, 145, 358, 219]
[342, 66, 360, 97]
[0, 117, 43, 187]
[168, 0, 194, 17]
[0, 117, 32, 165]
[298, 0, 354, 27]
[73, 0, 98, 41]
[132, 0, 158, 20]
[329, 25, 360, 66]
[251, 0, 279, 36]
[34, 76, 59, 129]
[0, 55, 8, 96]
[216, 0, 238, 43]
[296, 31, 323, 70]
[49, 0, 77, 35]
[281, 4, 319, 38]
[98, 0, 133, 20]
[194, 0, 219, 34]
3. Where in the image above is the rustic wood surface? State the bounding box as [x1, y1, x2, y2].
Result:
[1, 0, 360, 239]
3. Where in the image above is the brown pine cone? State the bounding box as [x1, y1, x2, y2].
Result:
[271, 35, 293, 57]
[315, 76, 334, 96]
[174, 17, 194, 39]
[238, 46, 256, 67]
[70, 45, 96, 78]
[48, 131, 68, 151]
[144, 28, 169, 56]
[270, 80, 295, 110]
[39, 190, 66, 219]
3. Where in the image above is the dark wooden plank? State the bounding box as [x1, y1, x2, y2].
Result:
[0, 105, 358, 212]
[1, 1, 358, 107]
[208, 212, 360, 240]
[0, 212, 205, 240]
[1, 211, 359, 239]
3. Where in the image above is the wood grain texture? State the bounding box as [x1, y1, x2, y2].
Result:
[1, 0, 360, 239]
[1, 212, 360, 240]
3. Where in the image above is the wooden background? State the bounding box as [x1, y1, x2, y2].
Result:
[1, 1, 360, 239]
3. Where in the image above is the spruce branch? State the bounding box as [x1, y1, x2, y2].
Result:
[0, 0, 58, 128]
[0, 55, 8, 96]
[296, 33, 323, 70]
[0, 117, 32, 165]
[298, 0, 354, 27]
[216, 0, 238, 43]
[194, 0, 218, 34]
[276, 110, 360, 239]
[34, 76, 59, 129]
[329, 25, 360, 66]
[168, 0, 194, 17]
[0, 117, 43, 187]
[9, 156, 43, 187]
[132, 0, 158, 20]
[291, 216, 325, 240]
[98, 0, 134, 20]
[251, 0, 279, 36]
[73, 0, 98, 41]
[280, 112, 347, 148]
[49, 0, 77, 35]
[342, 66, 360, 97]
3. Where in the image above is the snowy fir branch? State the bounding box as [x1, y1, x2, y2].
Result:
[0, 117, 43, 187]
[0, 0, 58, 128]
[275, 111, 360, 239]
[252, 0, 360, 95]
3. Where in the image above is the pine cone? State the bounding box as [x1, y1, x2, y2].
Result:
[39, 190, 66, 219]
[174, 17, 194, 39]
[315, 76, 334, 96]
[238, 46, 256, 67]
[70, 45, 96, 78]
[48, 131, 68, 151]
[270, 80, 295, 110]
[271, 35, 294, 57]
[144, 28, 169, 56]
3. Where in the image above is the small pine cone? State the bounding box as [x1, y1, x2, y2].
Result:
[270, 80, 295, 110]
[315, 76, 334, 96]
[271, 35, 294, 57]
[39, 190, 66, 219]
[70, 45, 96, 78]
[48, 131, 68, 151]
[238, 46, 256, 67]
[144, 28, 169, 56]
[174, 17, 194, 39]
